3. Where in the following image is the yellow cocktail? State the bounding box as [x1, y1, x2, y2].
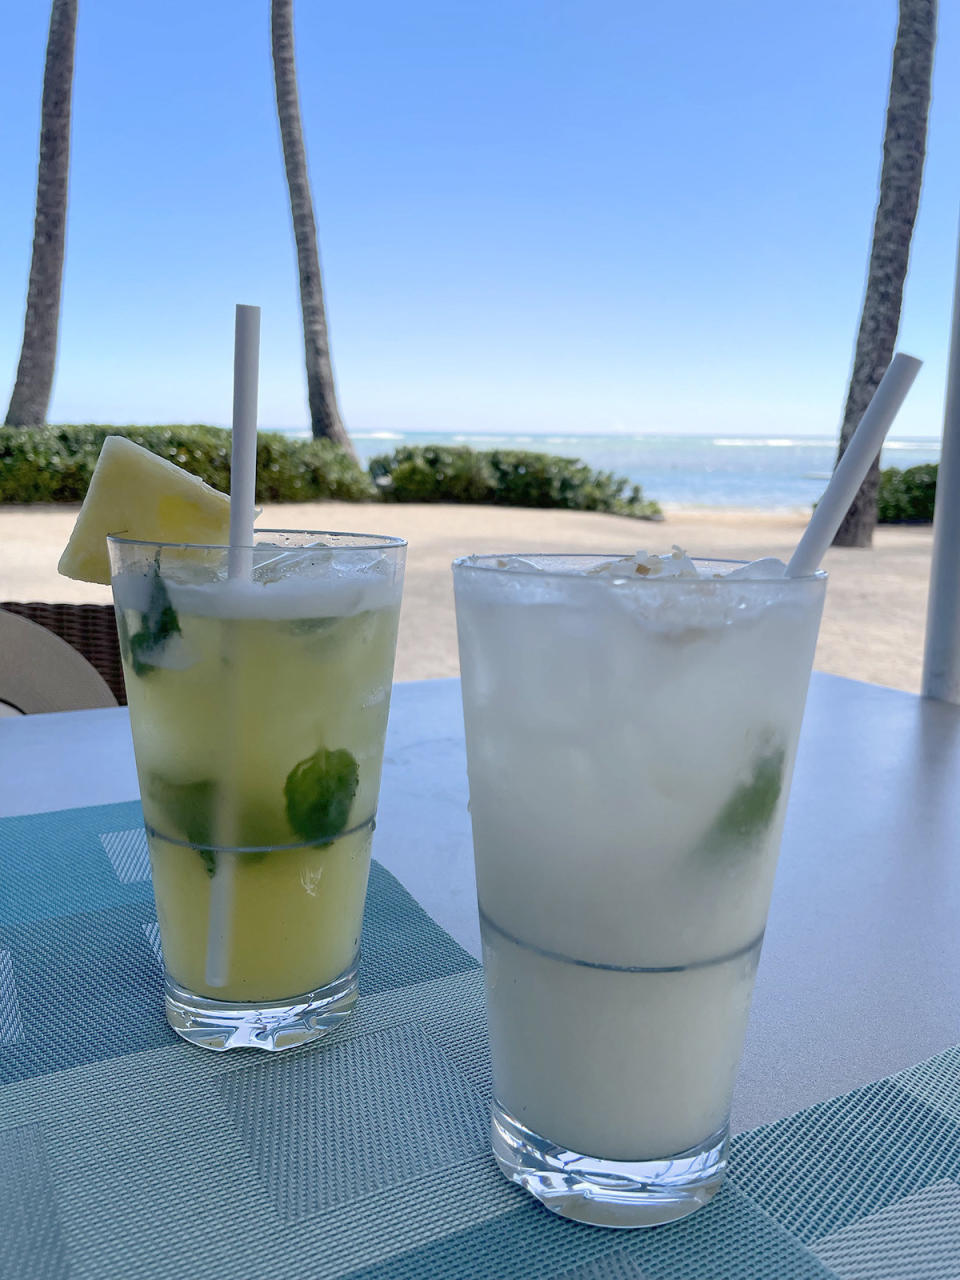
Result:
[109, 531, 405, 1050]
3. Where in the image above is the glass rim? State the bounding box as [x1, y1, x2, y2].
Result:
[452, 553, 826, 585]
[106, 528, 407, 552]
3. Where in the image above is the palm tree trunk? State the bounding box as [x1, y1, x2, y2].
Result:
[5, 0, 78, 427]
[833, 0, 936, 547]
[271, 0, 355, 457]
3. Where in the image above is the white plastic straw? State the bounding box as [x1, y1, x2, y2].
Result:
[205, 304, 261, 989]
[228, 304, 260, 579]
[786, 353, 922, 578]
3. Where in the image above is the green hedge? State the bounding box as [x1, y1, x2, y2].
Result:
[0, 424, 375, 504]
[369, 445, 662, 519]
[877, 462, 937, 524]
[3, 425, 939, 524]
[1, 427, 662, 517]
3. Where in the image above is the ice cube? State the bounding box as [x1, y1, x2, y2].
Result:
[590, 548, 700, 578]
[253, 547, 322, 585]
[492, 556, 544, 573]
[111, 567, 155, 614]
[479, 548, 709, 579]
[723, 557, 788, 580]
[335, 549, 388, 576]
[659, 547, 700, 577]
[587, 555, 638, 577]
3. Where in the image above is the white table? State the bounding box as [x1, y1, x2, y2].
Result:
[2, 673, 958, 1134]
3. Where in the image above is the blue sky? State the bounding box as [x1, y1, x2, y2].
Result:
[1, 0, 957, 438]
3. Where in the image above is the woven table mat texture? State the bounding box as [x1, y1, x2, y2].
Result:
[1, 801, 958, 1280]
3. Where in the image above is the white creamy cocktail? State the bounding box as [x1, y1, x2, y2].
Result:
[453, 550, 826, 1226]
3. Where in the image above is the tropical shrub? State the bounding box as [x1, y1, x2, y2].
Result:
[0, 424, 374, 504]
[876, 462, 937, 523]
[369, 444, 662, 519]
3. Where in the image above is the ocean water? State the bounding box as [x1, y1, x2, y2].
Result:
[278, 428, 941, 510]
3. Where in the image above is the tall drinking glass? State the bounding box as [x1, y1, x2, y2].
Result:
[109, 530, 405, 1051]
[453, 554, 826, 1227]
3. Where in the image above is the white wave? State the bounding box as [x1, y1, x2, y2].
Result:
[352, 431, 403, 440]
[712, 437, 827, 448]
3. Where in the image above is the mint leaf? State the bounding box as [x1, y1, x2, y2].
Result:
[696, 745, 785, 857]
[284, 746, 359, 843]
[288, 616, 341, 636]
[145, 774, 217, 875]
[128, 565, 181, 677]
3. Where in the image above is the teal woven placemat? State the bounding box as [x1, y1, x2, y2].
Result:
[1, 802, 959, 1279]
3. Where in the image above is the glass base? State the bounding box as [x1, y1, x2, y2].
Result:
[491, 1101, 728, 1228]
[163, 962, 358, 1052]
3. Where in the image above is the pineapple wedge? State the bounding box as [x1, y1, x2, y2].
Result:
[58, 436, 232, 584]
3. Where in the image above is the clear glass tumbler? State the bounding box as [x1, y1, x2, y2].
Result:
[109, 530, 405, 1051]
[453, 554, 826, 1227]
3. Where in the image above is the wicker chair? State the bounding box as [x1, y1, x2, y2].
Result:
[0, 602, 127, 707]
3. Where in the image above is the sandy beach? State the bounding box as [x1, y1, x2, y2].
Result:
[0, 501, 933, 693]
